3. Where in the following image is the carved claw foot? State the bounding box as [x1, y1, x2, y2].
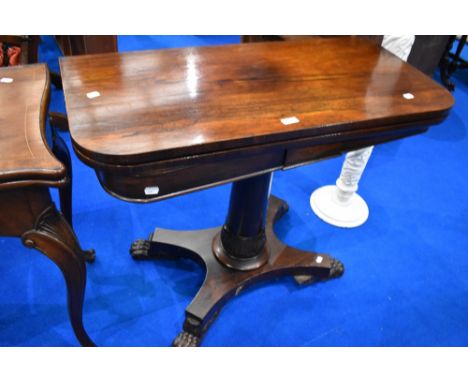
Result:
[329, 259, 345, 278]
[172, 331, 201, 347]
[294, 258, 345, 285]
[130, 239, 151, 259]
[83, 249, 96, 263]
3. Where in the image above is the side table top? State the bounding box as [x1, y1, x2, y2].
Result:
[0, 64, 66, 188]
[60, 37, 453, 166]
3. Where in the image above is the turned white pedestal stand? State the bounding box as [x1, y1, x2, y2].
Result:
[310, 35, 415, 228]
[310, 147, 373, 228]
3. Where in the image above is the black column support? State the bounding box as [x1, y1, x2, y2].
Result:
[213, 173, 272, 271]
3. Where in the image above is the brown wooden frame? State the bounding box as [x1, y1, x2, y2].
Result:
[0, 64, 95, 346]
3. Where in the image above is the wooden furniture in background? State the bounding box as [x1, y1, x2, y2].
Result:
[0, 35, 64, 112]
[60, 37, 453, 346]
[440, 35, 468, 91]
[0, 64, 95, 346]
[55, 35, 117, 56]
[242, 35, 384, 45]
[407, 35, 450, 77]
[0, 35, 41, 66]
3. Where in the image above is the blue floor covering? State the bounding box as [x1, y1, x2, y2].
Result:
[0, 36, 467, 346]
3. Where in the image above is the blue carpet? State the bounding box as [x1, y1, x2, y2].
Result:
[1, 35, 467, 346]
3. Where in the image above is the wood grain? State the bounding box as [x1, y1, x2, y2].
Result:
[60, 37, 454, 166]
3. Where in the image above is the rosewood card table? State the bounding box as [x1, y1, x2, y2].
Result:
[60, 37, 453, 346]
[0, 64, 95, 346]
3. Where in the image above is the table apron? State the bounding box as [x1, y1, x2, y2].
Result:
[80, 120, 434, 203]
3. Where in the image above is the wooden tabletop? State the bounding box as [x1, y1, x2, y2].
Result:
[0, 64, 65, 187]
[60, 37, 453, 166]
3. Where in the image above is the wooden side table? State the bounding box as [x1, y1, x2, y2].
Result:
[0, 64, 95, 346]
[60, 37, 453, 346]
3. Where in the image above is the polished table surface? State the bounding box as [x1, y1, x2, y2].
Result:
[0, 64, 65, 187]
[59, 38, 454, 346]
[61, 37, 452, 164]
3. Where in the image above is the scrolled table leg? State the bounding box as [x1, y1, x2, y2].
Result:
[21, 204, 95, 346]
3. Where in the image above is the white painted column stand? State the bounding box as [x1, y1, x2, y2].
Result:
[310, 35, 415, 228]
[310, 146, 374, 228]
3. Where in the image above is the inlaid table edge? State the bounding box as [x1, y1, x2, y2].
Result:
[0, 63, 67, 186]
